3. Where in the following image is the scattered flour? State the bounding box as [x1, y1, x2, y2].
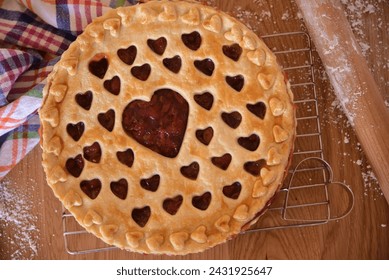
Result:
[0, 179, 39, 259]
[361, 168, 383, 199]
[281, 9, 290, 21]
[232, 6, 261, 31]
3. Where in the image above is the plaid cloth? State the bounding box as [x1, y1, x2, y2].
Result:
[0, 0, 138, 179]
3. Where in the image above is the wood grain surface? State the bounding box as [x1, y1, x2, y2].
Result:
[1, 0, 388, 260]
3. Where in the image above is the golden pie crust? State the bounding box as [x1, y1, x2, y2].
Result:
[40, 0, 296, 255]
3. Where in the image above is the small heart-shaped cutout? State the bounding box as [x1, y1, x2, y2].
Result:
[83, 142, 101, 163]
[194, 58, 215, 76]
[244, 159, 267, 176]
[122, 89, 189, 158]
[238, 134, 260, 151]
[221, 111, 242, 129]
[196, 127, 214, 146]
[247, 101, 267, 120]
[181, 162, 199, 180]
[75, 91, 93, 110]
[194, 92, 214, 110]
[131, 64, 151, 81]
[117, 45, 137, 65]
[147, 37, 167, 55]
[110, 178, 128, 200]
[182, 31, 202, 51]
[163, 195, 183, 215]
[104, 76, 121, 95]
[66, 122, 85, 141]
[98, 109, 115, 132]
[222, 43, 242, 61]
[80, 178, 101, 200]
[223, 182, 242, 199]
[66, 154, 84, 178]
[192, 192, 211, 211]
[163, 55, 182, 73]
[140, 174, 160, 192]
[116, 148, 134, 168]
[211, 153, 232, 170]
[132, 206, 151, 228]
[226, 75, 244, 92]
[88, 56, 108, 79]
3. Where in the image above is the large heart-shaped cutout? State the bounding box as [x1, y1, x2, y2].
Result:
[122, 88, 189, 158]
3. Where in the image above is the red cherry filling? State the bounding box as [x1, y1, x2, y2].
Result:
[122, 88, 189, 158]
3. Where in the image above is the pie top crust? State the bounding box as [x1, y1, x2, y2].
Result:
[40, 0, 296, 255]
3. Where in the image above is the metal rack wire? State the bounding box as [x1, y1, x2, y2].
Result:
[61, 31, 354, 254]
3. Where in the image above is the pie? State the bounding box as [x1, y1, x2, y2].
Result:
[39, 0, 296, 255]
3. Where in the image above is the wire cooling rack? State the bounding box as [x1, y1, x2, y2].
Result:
[61, 31, 355, 254]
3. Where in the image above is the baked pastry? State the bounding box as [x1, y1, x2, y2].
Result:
[40, 0, 295, 255]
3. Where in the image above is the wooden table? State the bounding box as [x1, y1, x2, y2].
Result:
[1, 0, 388, 260]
